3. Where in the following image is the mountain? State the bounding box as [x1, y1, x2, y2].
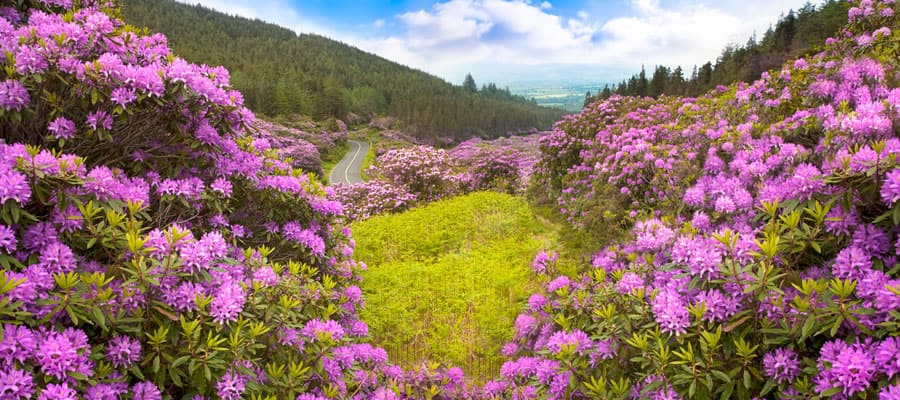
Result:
[589, 0, 851, 101]
[120, 0, 564, 141]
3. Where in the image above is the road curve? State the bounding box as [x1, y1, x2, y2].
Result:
[329, 139, 369, 185]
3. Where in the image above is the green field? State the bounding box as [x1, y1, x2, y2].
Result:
[352, 192, 559, 381]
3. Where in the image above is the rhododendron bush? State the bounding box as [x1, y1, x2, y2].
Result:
[495, 0, 900, 398]
[335, 135, 544, 222]
[332, 146, 460, 221]
[450, 135, 543, 195]
[0, 1, 472, 399]
[8, 0, 900, 398]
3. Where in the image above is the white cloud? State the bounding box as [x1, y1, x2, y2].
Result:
[354, 0, 812, 83]
[176, 0, 815, 84]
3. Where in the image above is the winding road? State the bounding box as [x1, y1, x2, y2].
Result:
[328, 139, 369, 185]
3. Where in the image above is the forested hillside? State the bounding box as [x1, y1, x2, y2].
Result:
[121, 0, 563, 140]
[589, 0, 851, 101]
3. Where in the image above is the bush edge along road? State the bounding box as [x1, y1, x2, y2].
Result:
[329, 139, 369, 185]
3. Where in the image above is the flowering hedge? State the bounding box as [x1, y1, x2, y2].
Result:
[497, 1, 900, 398]
[335, 135, 546, 222]
[450, 135, 544, 194]
[332, 146, 461, 221]
[0, 1, 475, 399]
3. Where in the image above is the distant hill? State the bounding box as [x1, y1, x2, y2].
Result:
[589, 0, 851, 101]
[120, 0, 564, 141]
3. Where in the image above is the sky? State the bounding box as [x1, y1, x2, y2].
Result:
[180, 0, 813, 86]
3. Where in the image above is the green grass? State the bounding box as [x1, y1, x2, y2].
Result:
[358, 142, 376, 181]
[352, 192, 559, 381]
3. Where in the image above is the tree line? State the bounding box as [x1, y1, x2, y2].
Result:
[121, 0, 564, 140]
[587, 0, 851, 103]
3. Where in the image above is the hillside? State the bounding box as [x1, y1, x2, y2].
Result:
[120, 0, 564, 140]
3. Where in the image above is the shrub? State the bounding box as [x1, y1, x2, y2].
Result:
[0, 1, 467, 398]
[492, 1, 900, 399]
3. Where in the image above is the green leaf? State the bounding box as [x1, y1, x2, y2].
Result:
[711, 370, 731, 384]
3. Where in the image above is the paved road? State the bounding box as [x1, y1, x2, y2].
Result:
[329, 139, 369, 185]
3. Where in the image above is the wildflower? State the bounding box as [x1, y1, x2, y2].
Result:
[131, 382, 161, 400]
[0, 80, 29, 111]
[0, 169, 30, 205]
[37, 383, 76, 400]
[47, 117, 76, 140]
[216, 370, 246, 400]
[882, 169, 900, 204]
[763, 348, 800, 384]
[106, 336, 141, 368]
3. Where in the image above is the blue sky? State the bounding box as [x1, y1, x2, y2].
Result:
[184, 0, 815, 85]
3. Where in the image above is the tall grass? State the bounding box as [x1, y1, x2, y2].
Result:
[353, 192, 557, 382]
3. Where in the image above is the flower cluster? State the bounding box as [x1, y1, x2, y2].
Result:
[498, 1, 900, 398]
[0, 1, 466, 398]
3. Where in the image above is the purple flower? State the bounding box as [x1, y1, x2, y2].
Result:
[0, 169, 30, 205]
[106, 336, 141, 368]
[14, 46, 47, 74]
[763, 348, 800, 384]
[815, 340, 875, 397]
[531, 251, 557, 274]
[37, 383, 76, 400]
[252, 266, 278, 287]
[851, 224, 890, 257]
[84, 383, 126, 400]
[0, 324, 35, 367]
[301, 319, 345, 342]
[882, 384, 900, 400]
[110, 87, 137, 107]
[882, 169, 900, 204]
[47, 117, 76, 140]
[210, 281, 246, 324]
[831, 246, 872, 280]
[37, 242, 77, 274]
[131, 382, 161, 400]
[528, 294, 545, 311]
[216, 370, 246, 400]
[617, 272, 644, 295]
[651, 287, 689, 336]
[0, 225, 16, 253]
[546, 329, 592, 355]
[296, 394, 329, 400]
[35, 332, 79, 380]
[547, 276, 570, 292]
[85, 110, 113, 131]
[877, 337, 900, 378]
[0, 81, 29, 111]
[211, 178, 233, 197]
[0, 368, 34, 399]
[633, 219, 675, 251]
[514, 314, 537, 339]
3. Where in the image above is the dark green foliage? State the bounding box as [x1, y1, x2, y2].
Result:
[121, 0, 564, 140]
[591, 0, 851, 100]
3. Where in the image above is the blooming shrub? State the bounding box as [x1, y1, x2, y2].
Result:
[499, 1, 900, 398]
[367, 145, 460, 202]
[0, 1, 470, 398]
[331, 181, 417, 221]
[333, 146, 462, 221]
[450, 135, 544, 194]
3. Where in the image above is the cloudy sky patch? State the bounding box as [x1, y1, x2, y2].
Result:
[179, 0, 814, 84]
